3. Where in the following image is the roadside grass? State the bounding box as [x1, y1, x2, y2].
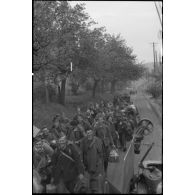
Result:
[33, 91, 115, 129]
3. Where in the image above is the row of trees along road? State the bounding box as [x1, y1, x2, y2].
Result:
[33, 1, 146, 105]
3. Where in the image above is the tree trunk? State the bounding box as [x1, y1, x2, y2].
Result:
[44, 74, 50, 104]
[92, 79, 99, 98]
[57, 85, 61, 103]
[110, 80, 117, 94]
[60, 79, 66, 105]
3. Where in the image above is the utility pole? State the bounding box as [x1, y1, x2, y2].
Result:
[159, 53, 162, 66]
[152, 42, 156, 73]
[149, 42, 158, 74]
[155, 50, 158, 71]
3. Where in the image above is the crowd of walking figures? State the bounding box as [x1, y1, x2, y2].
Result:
[33, 94, 153, 193]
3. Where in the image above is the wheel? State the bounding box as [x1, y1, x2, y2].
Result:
[137, 119, 154, 133]
[136, 126, 151, 136]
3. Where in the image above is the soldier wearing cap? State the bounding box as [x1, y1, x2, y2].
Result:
[51, 136, 85, 193]
[93, 115, 114, 175]
[80, 129, 104, 193]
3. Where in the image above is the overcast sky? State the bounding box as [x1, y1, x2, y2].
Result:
[69, 1, 162, 63]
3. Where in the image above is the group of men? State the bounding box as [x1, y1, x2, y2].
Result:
[33, 94, 140, 193]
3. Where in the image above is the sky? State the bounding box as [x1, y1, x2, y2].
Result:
[69, 1, 162, 63]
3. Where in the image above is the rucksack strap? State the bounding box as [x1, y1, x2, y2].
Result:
[89, 138, 96, 148]
[60, 151, 75, 162]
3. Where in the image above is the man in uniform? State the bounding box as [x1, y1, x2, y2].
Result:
[71, 125, 86, 151]
[127, 102, 140, 128]
[36, 126, 53, 144]
[50, 115, 65, 141]
[77, 115, 92, 135]
[115, 116, 128, 152]
[93, 115, 115, 175]
[86, 103, 97, 125]
[33, 139, 54, 192]
[86, 108, 94, 125]
[50, 136, 85, 193]
[80, 129, 104, 193]
[107, 116, 119, 148]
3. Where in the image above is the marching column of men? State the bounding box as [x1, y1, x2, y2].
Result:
[33, 94, 140, 193]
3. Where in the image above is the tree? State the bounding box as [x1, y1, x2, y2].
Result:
[33, 1, 60, 103]
[76, 27, 107, 97]
[33, 1, 145, 103]
[69, 68, 88, 95]
[103, 34, 145, 93]
[33, 1, 95, 104]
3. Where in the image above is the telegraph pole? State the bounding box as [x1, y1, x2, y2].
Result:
[159, 53, 162, 66]
[153, 43, 156, 72]
[149, 42, 158, 73]
[155, 50, 158, 71]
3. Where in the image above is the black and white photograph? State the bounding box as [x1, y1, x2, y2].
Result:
[33, 1, 163, 193]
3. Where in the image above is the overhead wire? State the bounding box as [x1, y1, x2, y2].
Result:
[154, 1, 162, 29]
